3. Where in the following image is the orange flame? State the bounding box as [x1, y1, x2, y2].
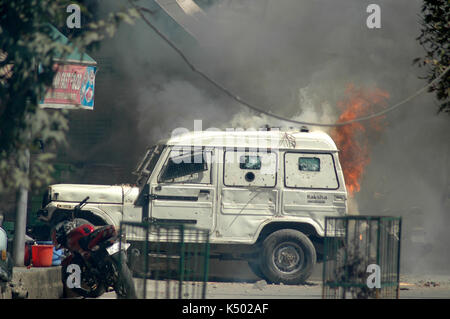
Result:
[331, 84, 389, 196]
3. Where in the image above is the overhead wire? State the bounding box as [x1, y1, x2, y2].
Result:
[129, 1, 450, 127]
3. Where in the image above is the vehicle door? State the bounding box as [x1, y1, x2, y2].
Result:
[282, 151, 344, 220]
[218, 148, 279, 239]
[149, 146, 216, 232]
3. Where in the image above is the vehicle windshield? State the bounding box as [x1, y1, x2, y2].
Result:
[133, 144, 165, 187]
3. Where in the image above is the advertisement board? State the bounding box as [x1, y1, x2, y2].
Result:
[39, 63, 97, 110]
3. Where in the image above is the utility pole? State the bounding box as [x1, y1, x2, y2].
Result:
[12, 147, 30, 267]
[12, 59, 34, 267]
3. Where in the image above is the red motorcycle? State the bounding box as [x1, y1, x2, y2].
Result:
[51, 197, 136, 298]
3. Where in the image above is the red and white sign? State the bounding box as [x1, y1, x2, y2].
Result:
[40, 63, 96, 110]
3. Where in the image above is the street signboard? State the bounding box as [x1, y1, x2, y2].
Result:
[39, 24, 97, 110]
[39, 63, 97, 110]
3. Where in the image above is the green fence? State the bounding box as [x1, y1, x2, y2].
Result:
[119, 221, 210, 299]
[322, 216, 402, 299]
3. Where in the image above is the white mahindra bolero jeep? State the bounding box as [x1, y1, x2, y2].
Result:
[38, 129, 348, 284]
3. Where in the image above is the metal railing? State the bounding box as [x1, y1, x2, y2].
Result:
[322, 216, 402, 299]
[119, 221, 210, 299]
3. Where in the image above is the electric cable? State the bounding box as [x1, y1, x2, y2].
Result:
[129, 1, 450, 127]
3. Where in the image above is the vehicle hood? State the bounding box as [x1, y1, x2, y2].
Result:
[48, 184, 139, 204]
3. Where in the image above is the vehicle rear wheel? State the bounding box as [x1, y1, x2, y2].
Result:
[62, 255, 106, 298]
[112, 251, 137, 299]
[260, 229, 316, 285]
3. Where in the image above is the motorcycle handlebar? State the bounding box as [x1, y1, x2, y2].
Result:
[74, 196, 90, 211]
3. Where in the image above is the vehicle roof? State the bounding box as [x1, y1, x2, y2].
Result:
[162, 129, 338, 151]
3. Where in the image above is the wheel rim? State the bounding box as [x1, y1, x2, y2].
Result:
[272, 242, 304, 274]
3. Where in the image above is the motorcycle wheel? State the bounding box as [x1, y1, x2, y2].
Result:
[62, 255, 106, 298]
[111, 251, 137, 299]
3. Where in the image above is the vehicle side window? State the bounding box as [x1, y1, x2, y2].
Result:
[240, 155, 262, 170]
[299, 157, 320, 172]
[224, 150, 277, 187]
[159, 148, 212, 184]
[285, 152, 338, 189]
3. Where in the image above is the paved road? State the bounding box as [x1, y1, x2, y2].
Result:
[99, 260, 450, 299]
[100, 278, 450, 299]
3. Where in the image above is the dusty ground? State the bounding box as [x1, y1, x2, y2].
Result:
[99, 260, 450, 299]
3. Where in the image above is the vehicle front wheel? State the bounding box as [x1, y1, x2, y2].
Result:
[260, 229, 316, 285]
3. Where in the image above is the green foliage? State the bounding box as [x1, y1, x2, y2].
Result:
[0, 0, 139, 193]
[415, 0, 450, 114]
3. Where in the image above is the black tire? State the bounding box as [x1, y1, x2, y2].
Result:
[112, 251, 137, 299]
[59, 219, 105, 298]
[62, 255, 106, 298]
[247, 260, 265, 279]
[260, 229, 316, 285]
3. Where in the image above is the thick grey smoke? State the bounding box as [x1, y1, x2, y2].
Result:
[81, 0, 449, 275]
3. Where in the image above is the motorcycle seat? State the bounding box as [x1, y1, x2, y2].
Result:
[78, 225, 117, 251]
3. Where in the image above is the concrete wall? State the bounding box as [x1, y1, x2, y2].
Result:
[0, 266, 63, 299]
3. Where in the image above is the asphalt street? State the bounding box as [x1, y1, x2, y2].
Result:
[98, 260, 450, 299]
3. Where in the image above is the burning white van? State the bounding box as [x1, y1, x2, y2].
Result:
[38, 128, 348, 284]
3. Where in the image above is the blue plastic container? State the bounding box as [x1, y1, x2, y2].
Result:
[52, 248, 64, 266]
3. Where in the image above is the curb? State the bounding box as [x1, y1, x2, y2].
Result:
[0, 266, 63, 299]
